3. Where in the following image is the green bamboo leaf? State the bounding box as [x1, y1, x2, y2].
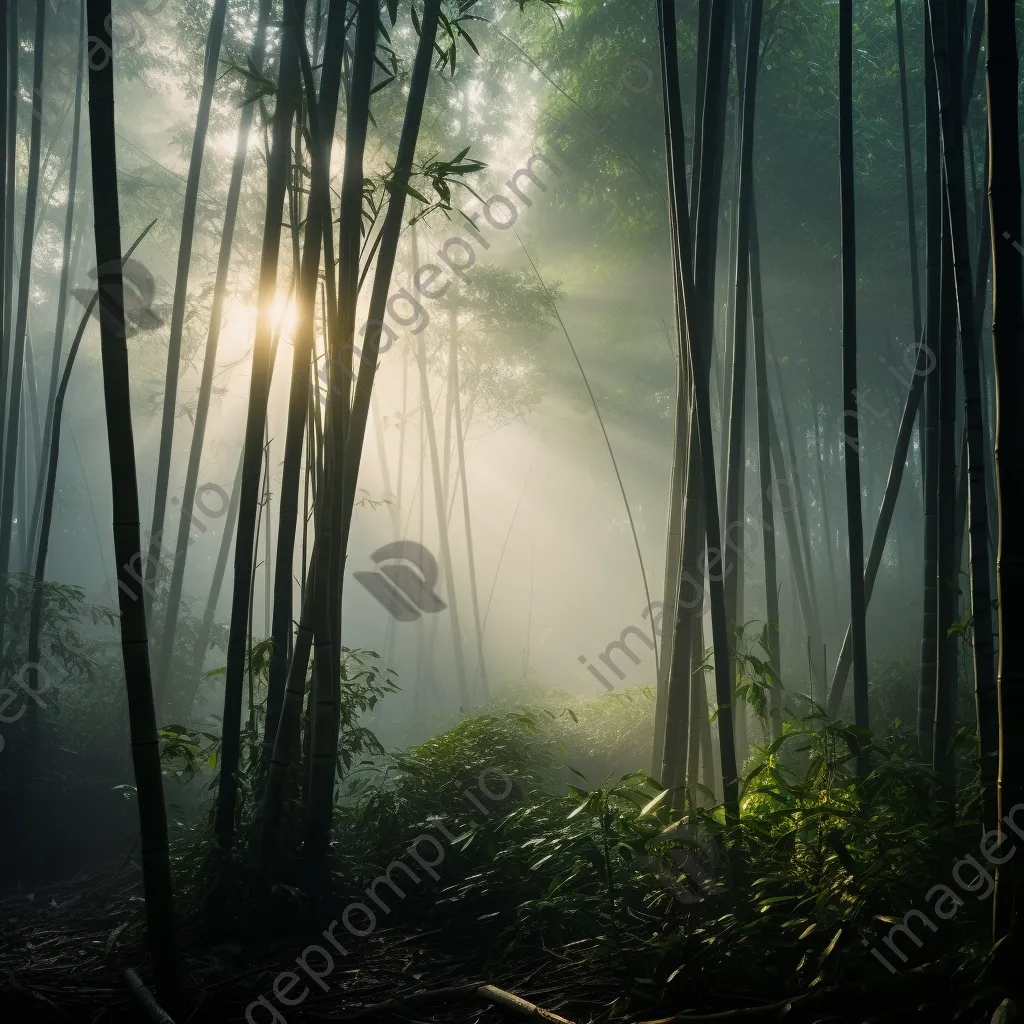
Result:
[639, 788, 671, 817]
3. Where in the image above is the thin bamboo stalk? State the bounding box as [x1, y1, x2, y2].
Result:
[838, 0, 869, 772]
[145, 0, 232, 620]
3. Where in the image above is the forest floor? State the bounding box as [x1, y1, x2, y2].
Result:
[0, 856, 1012, 1024]
[0, 862, 626, 1024]
[1, 689, 1018, 1023]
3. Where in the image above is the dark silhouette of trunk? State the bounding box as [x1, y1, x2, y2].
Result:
[256, 0, 380, 888]
[813, 401, 839, 628]
[21, 329, 41, 571]
[687, 632, 707, 798]
[84, 0, 182, 1008]
[660, 0, 732, 799]
[27, 0, 86, 570]
[927, 0, 998, 816]
[749, 198, 780, 738]
[450, 305, 489, 701]
[0, 0, 44, 649]
[723, 0, 763, 688]
[302, 0, 385, 893]
[933, 206, 958, 786]
[28, 221, 157, 713]
[652, 324, 687, 778]
[771, 352, 823, 681]
[894, 0, 922, 345]
[825, 344, 929, 715]
[1, 0, 16, 429]
[184, 452, 244, 716]
[986, 0, 1024, 956]
[441, 310, 456, 511]
[767, 403, 817, 679]
[337, 0, 441, 565]
[414, 288, 469, 707]
[155, 0, 271, 708]
[693, 0, 731, 340]
[0, 0, 7, 453]
[214, 0, 307, 855]
[953, 421, 969, 603]
[690, 0, 710, 209]
[657, 0, 738, 823]
[263, 0, 353, 760]
[145, 0, 232, 621]
[655, 0, 698, 794]
[961, 0, 984, 117]
[650, 3, 693, 780]
[304, 4, 443, 883]
[918, 12, 941, 762]
[838, 0, 869, 772]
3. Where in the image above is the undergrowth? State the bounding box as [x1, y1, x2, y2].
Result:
[144, 676, 1000, 1019]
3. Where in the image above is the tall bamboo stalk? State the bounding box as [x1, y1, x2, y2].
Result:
[661, 0, 732, 799]
[749, 196, 780, 738]
[302, 0, 383, 891]
[154, 0, 271, 708]
[927, 0, 998, 816]
[0, 0, 6, 427]
[652, 323, 688, 778]
[0, 0, 45, 649]
[825, 344, 929, 715]
[450, 310, 489, 701]
[85, 0, 182, 1007]
[986, 0, 1024, 954]
[658, 0, 738, 823]
[933, 205, 958, 785]
[413, 279, 470, 706]
[813, 401, 839, 628]
[0, 0, 17, 442]
[27, 222, 157, 716]
[838, 0, 869, 772]
[918, 9, 941, 762]
[767, 403, 817, 674]
[723, 0, 763, 686]
[770, 352, 823, 673]
[183, 452, 244, 719]
[214, 0, 308, 855]
[655, 0, 697, 794]
[145, 0, 232, 621]
[304, 8, 443, 868]
[338, 0, 441, 554]
[894, 0, 923, 345]
[27, 0, 86, 568]
[264, 0, 353, 758]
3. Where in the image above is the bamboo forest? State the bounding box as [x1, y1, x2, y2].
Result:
[2, 0, 1024, 1019]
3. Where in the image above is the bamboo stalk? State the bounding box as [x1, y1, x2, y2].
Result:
[145, 0, 232, 621]
[85, 0, 182, 1005]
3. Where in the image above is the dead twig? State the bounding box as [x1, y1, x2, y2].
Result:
[311, 981, 580, 1023]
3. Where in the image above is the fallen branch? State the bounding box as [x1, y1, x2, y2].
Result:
[476, 983, 580, 1023]
[123, 968, 176, 1024]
